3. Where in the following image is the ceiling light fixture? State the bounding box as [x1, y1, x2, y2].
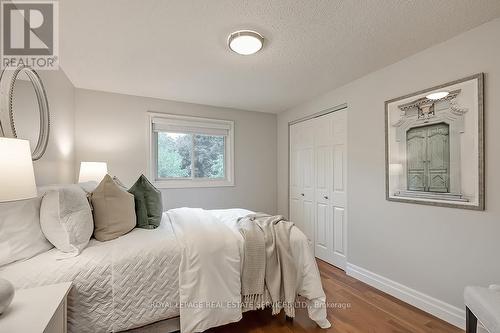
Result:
[426, 91, 449, 100]
[228, 30, 264, 55]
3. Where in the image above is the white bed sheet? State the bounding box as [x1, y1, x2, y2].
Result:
[168, 208, 330, 333]
[0, 218, 181, 333]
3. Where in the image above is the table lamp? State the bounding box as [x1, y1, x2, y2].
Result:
[0, 137, 37, 314]
[0, 138, 37, 202]
[78, 162, 108, 183]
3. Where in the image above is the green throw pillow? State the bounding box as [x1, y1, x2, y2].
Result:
[128, 175, 163, 229]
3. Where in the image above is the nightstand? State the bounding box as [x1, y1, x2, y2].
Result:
[0, 282, 72, 333]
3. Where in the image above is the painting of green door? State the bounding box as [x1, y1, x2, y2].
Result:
[406, 123, 450, 193]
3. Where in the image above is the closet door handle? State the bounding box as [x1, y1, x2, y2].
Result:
[300, 193, 305, 196]
[323, 195, 329, 200]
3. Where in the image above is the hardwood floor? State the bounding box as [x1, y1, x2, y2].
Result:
[133, 260, 463, 333]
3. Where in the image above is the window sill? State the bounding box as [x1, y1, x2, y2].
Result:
[153, 179, 235, 189]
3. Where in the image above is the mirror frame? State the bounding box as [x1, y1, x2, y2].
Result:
[0, 65, 50, 161]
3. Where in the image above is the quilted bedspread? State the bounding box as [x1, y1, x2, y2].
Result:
[0, 218, 181, 333]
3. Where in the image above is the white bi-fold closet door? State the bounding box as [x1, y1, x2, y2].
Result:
[289, 109, 347, 269]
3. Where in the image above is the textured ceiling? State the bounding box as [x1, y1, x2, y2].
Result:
[60, 0, 500, 113]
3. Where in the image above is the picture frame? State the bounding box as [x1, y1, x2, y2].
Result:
[385, 73, 484, 210]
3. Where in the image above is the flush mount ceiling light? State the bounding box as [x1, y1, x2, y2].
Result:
[426, 91, 449, 100]
[228, 30, 264, 55]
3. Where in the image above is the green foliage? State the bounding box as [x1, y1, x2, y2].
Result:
[194, 135, 225, 178]
[157, 132, 225, 179]
[157, 133, 191, 178]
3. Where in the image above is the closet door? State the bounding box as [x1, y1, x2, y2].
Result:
[313, 110, 347, 269]
[331, 110, 347, 269]
[290, 109, 347, 269]
[314, 116, 333, 261]
[289, 121, 314, 247]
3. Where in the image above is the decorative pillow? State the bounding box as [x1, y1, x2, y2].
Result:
[40, 185, 93, 257]
[91, 175, 136, 241]
[0, 197, 53, 267]
[112, 176, 128, 191]
[128, 175, 163, 229]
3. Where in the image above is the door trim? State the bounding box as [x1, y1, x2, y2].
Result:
[288, 103, 348, 126]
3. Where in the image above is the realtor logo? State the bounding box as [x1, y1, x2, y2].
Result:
[1, 0, 59, 69]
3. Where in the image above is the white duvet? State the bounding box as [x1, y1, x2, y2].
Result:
[168, 208, 331, 333]
[1, 208, 330, 333]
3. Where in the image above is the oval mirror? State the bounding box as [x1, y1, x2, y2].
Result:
[0, 66, 50, 161]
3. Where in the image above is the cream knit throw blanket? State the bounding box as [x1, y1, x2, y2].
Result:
[237, 213, 297, 317]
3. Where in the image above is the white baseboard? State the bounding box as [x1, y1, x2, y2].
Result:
[346, 263, 465, 329]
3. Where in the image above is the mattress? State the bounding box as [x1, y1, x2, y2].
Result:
[0, 217, 181, 333]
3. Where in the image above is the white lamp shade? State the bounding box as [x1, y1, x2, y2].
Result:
[78, 162, 108, 183]
[0, 138, 37, 202]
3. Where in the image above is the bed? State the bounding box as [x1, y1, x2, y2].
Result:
[0, 208, 329, 333]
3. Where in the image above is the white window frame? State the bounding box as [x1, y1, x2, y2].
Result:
[147, 112, 235, 188]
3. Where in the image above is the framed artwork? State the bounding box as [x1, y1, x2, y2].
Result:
[385, 73, 484, 210]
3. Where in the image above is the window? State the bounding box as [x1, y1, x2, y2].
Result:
[148, 113, 234, 188]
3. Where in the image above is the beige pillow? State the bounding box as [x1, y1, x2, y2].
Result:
[91, 175, 136, 241]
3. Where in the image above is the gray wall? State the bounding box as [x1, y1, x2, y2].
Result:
[277, 18, 500, 309]
[14, 69, 76, 185]
[74, 89, 277, 213]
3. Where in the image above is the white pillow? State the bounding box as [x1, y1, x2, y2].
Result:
[40, 185, 93, 257]
[0, 197, 53, 267]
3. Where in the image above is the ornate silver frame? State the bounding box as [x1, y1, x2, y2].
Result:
[385, 73, 484, 210]
[0, 65, 50, 161]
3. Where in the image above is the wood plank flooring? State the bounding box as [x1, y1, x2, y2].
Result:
[132, 259, 464, 333]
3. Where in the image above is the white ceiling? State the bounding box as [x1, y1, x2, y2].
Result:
[60, 0, 500, 113]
